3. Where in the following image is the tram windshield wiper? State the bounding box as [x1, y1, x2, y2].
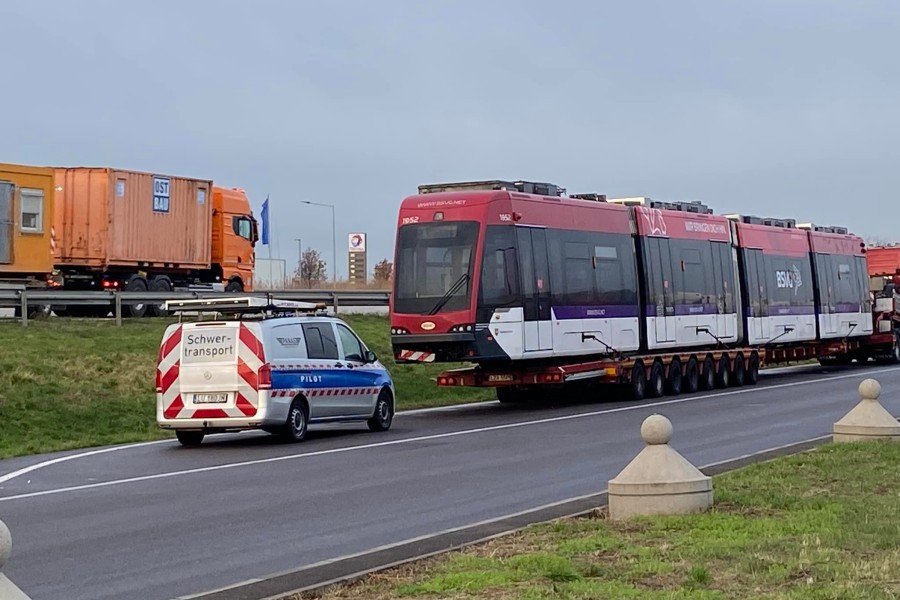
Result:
[427, 273, 470, 316]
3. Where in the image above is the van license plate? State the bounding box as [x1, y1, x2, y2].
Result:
[193, 393, 229, 404]
[488, 374, 514, 382]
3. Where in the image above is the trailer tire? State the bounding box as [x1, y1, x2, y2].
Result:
[890, 333, 900, 364]
[648, 360, 665, 398]
[731, 353, 746, 387]
[630, 361, 646, 401]
[684, 356, 700, 394]
[715, 354, 731, 388]
[701, 355, 716, 390]
[667, 358, 683, 395]
[746, 352, 760, 386]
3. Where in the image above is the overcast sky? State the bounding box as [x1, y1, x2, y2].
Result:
[2, 1, 899, 281]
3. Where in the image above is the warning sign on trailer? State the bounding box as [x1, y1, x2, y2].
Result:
[182, 329, 237, 363]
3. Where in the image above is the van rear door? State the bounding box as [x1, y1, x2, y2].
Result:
[177, 322, 253, 418]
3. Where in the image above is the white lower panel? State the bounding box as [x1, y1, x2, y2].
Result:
[551, 312, 640, 358]
[746, 315, 816, 346]
[645, 314, 739, 352]
[818, 312, 873, 339]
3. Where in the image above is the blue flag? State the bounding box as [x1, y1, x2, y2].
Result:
[260, 195, 270, 245]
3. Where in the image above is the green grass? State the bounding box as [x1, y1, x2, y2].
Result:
[0, 314, 490, 459]
[295, 441, 900, 600]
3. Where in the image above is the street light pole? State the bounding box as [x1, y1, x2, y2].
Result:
[300, 200, 337, 283]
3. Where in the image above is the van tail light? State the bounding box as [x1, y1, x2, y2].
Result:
[258, 363, 272, 390]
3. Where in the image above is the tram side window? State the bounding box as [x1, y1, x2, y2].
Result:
[834, 256, 862, 310]
[744, 249, 763, 317]
[564, 241, 593, 304]
[479, 226, 520, 307]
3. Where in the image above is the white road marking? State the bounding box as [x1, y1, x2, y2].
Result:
[0, 363, 828, 485]
[1, 366, 894, 503]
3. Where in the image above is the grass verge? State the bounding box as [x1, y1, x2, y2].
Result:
[294, 440, 900, 600]
[0, 315, 491, 459]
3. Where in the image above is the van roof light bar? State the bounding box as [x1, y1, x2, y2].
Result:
[164, 296, 328, 316]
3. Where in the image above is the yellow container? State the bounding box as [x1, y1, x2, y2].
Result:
[0, 163, 55, 280]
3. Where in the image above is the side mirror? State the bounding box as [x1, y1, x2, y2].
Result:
[365, 350, 378, 363]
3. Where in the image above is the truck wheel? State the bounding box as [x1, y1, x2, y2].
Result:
[150, 278, 172, 317]
[889, 333, 900, 364]
[667, 358, 683, 395]
[226, 280, 243, 293]
[367, 388, 394, 432]
[684, 356, 700, 394]
[701, 355, 716, 391]
[630, 361, 646, 401]
[125, 278, 148, 318]
[731, 354, 746, 387]
[176, 431, 204, 447]
[648, 360, 665, 398]
[281, 399, 309, 442]
[746, 352, 760, 385]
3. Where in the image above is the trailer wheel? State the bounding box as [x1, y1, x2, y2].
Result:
[746, 352, 760, 385]
[715, 354, 731, 388]
[667, 358, 683, 395]
[731, 353, 746, 387]
[890, 333, 900, 364]
[701, 355, 716, 390]
[630, 361, 646, 401]
[648, 360, 665, 398]
[684, 356, 700, 394]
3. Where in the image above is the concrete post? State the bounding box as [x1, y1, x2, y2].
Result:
[607, 414, 713, 520]
[833, 379, 900, 443]
[0, 520, 33, 600]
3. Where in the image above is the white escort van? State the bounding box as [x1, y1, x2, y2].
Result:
[156, 297, 395, 446]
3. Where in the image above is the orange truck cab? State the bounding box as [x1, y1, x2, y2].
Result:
[212, 186, 258, 293]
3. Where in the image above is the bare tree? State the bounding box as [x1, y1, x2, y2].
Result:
[295, 248, 328, 288]
[373, 259, 393, 285]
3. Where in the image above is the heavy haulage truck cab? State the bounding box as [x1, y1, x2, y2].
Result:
[389, 179, 889, 403]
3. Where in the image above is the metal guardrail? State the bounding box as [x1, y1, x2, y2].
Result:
[0, 289, 391, 326]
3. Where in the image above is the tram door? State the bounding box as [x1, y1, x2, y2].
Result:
[517, 227, 553, 352]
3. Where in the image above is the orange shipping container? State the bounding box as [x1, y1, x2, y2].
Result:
[53, 167, 213, 270]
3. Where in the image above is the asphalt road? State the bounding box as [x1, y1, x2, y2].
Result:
[2, 363, 899, 600]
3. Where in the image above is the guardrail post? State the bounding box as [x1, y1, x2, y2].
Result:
[333, 292, 339, 314]
[115, 292, 123, 326]
[0, 519, 33, 599]
[19, 291, 28, 328]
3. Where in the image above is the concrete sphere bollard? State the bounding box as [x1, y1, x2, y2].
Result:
[607, 414, 713, 521]
[640, 414, 673, 445]
[859, 378, 881, 402]
[833, 378, 900, 443]
[0, 519, 34, 600]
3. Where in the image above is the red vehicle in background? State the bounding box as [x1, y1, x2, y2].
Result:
[390, 180, 898, 403]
